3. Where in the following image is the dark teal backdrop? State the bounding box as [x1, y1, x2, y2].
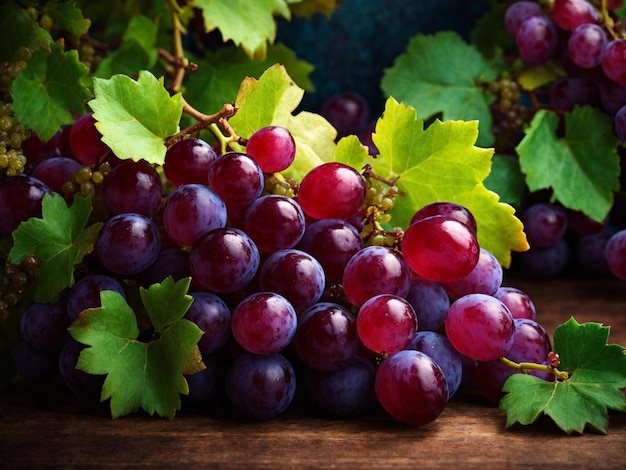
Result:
[276, 0, 489, 116]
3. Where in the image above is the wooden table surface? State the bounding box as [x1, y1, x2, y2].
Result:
[1, 277, 625, 468]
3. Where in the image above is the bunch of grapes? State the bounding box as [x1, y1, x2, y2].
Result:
[504, 0, 626, 139]
[0, 47, 31, 179]
[2, 114, 588, 426]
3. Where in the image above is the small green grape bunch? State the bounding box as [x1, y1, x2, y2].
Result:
[263, 172, 299, 198]
[488, 75, 521, 112]
[0, 253, 39, 321]
[62, 161, 111, 198]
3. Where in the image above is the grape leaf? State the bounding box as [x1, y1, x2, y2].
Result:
[68, 277, 205, 420]
[229, 64, 336, 180]
[46, 0, 91, 39]
[11, 41, 90, 141]
[8, 194, 102, 304]
[89, 70, 183, 165]
[518, 63, 565, 91]
[182, 43, 314, 128]
[0, 2, 51, 61]
[94, 15, 159, 78]
[361, 98, 528, 267]
[500, 318, 626, 434]
[516, 107, 620, 223]
[484, 154, 525, 208]
[381, 31, 498, 147]
[194, 0, 296, 60]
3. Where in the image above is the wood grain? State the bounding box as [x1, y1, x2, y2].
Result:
[1, 277, 625, 468]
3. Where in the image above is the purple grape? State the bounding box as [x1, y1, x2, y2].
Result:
[505, 1, 545, 36]
[31, 157, 82, 194]
[103, 159, 162, 217]
[245, 126, 296, 173]
[445, 293, 516, 362]
[258, 249, 325, 313]
[207, 152, 264, 208]
[297, 162, 366, 220]
[59, 338, 104, 400]
[138, 248, 191, 288]
[189, 227, 260, 293]
[474, 359, 518, 404]
[514, 238, 570, 278]
[231, 292, 297, 355]
[375, 350, 448, 426]
[548, 77, 599, 111]
[296, 218, 363, 283]
[575, 226, 618, 278]
[0, 174, 50, 234]
[342, 245, 411, 307]
[602, 39, 626, 86]
[243, 195, 306, 253]
[69, 112, 110, 165]
[294, 302, 359, 372]
[615, 105, 626, 143]
[442, 248, 503, 300]
[551, 0, 599, 31]
[163, 137, 217, 187]
[225, 352, 296, 420]
[506, 318, 553, 366]
[162, 184, 227, 247]
[404, 277, 450, 332]
[20, 298, 70, 353]
[407, 331, 464, 399]
[568, 23, 607, 68]
[95, 213, 161, 275]
[183, 354, 223, 407]
[515, 15, 558, 66]
[304, 357, 377, 417]
[410, 201, 477, 234]
[521, 202, 568, 248]
[356, 294, 417, 356]
[605, 229, 626, 279]
[67, 274, 126, 323]
[493, 286, 537, 320]
[320, 92, 369, 137]
[185, 292, 232, 356]
[599, 77, 626, 114]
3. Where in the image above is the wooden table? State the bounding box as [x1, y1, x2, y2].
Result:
[1, 277, 625, 468]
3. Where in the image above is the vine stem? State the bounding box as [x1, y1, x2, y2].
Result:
[162, 0, 241, 147]
[500, 356, 570, 381]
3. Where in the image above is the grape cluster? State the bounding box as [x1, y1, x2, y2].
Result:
[0, 254, 39, 322]
[504, 0, 626, 140]
[0, 48, 31, 179]
[4, 117, 573, 426]
[512, 200, 626, 281]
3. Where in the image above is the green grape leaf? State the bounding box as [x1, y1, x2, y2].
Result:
[89, 70, 183, 165]
[516, 107, 620, 223]
[9, 194, 102, 304]
[94, 15, 159, 78]
[290, 0, 339, 18]
[368, 98, 528, 267]
[0, 2, 51, 61]
[68, 277, 205, 420]
[484, 154, 526, 208]
[182, 43, 314, 128]
[381, 31, 498, 147]
[46, 0, 91, 39]
[518, 63, 565, 91]
[229, 64, 336, 180]
[500, 318, 626, 434]
[334, 135, 370, 170]
[11, 41, 90, 141]
[194, 0, 294, 60]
